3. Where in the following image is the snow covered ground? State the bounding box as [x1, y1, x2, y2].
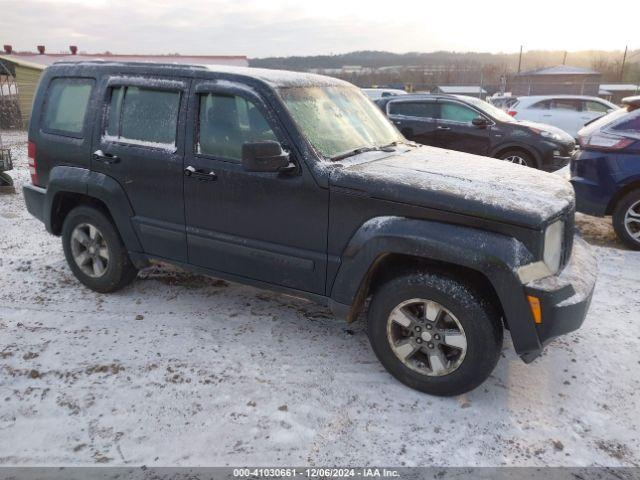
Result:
[0, 131, 638, 467]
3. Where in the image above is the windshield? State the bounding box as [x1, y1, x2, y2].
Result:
[458, 95, 517, 123]
[278, 85, 402, 159]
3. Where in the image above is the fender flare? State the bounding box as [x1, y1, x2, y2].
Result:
[44, 166, 143, 252]
[606, 175, 640, 214]
[329, 216, 542, 355]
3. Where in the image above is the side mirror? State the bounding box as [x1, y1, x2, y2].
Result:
[241, 140, 290, 172]
[472, 116, 490, 128]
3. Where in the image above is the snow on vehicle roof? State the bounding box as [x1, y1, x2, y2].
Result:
[203, 65, 351, 88]
[49, 60, 351, 88]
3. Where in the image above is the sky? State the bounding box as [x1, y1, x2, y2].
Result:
[0, 0, 636, 58]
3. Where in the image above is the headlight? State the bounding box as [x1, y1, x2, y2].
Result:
[544, 220, 564, 273]
[528, 126, 564, 142]
[539, 130, 563, 142]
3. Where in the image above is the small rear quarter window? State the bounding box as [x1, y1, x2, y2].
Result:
[42, 78, 94, 136]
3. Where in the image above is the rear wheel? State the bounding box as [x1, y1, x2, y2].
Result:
[367, 271, 503, 396]
[612, 190, 640, 250]
[497, 149, 535, 168]
[62, 206, 138, 292]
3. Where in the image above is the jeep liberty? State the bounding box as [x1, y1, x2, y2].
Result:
[23, 62, 597, 395]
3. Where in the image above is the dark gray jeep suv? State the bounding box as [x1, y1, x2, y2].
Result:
[23, 62, 596, 396]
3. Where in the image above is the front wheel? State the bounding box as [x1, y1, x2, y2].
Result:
[612, 190, 640, 250]
[497, 150, 534, 168]
[367, 271, 503, 396]
[62, 206, 138, 293]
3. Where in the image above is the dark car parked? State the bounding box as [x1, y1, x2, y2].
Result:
[23, 62, 596, 396]
[376, 94, 576, 171]
[571, 96, 640, 249]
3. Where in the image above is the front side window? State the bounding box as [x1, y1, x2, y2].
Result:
[389, 101, 437, 119]
[43, 78, 94, 136]
[584, 101, 610, 113]
[439, 102, 478, 123]
[278, 85, 401, 159]
[198, 93, 277, 161]
[105, 85, 181, 147]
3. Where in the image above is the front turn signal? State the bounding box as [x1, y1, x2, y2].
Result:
[527, 295, 542, 324]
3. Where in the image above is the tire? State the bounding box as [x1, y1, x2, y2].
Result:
[61, 206, 138, 293]
[367, 271, 503, 396]
[497, 149, 535, 168]
[612, 189, 640, 250]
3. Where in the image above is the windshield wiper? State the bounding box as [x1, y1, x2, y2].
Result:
[330, 146, 380, 161]
[380, 140, 411, 150]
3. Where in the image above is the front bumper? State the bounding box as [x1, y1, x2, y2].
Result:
[538, 142, 576, 172]
[520, 236, 597, 362]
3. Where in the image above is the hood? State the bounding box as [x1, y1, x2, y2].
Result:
[330, 146, 574, 228]
[515, 120, 575, 143]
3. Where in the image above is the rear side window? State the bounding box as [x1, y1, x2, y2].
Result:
[529, 100, 551, 110]
[388, 101, 437, 119]
[42, 78, 94, 136]
[105, 86, 181, 147]
[552, 99, 581, 111]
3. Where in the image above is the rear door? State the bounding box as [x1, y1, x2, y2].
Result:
[91, 76, 189, 262]
[386, 99, 439, 146]
[520, 99, 551, 123]
[435, 99, 492, 155]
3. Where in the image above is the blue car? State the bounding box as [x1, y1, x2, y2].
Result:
[571, 95, 640, 248]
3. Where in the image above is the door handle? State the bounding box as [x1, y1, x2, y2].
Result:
[437, 126, 451, 130]
[184, 165, 217, 181]
[93, 150, 120, 164]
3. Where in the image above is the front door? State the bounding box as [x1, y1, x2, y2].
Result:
[92, 76, 189, 262]
[183, 81, 328, 294]
[435, 99, 492, 155]
[546, 98, 582, 137]
[386, 99, 439, 146]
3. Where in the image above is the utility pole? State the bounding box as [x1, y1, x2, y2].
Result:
[517, 45, 523, 73]
[562, 51, 567, 65]
[620, 45, 628, 81]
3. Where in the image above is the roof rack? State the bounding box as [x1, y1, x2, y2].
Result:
[51, 60, 209, 70]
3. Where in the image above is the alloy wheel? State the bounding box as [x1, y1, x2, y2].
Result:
[386, 298, 467, 376]
[70, 223, 110, 278]
[624, 200, 640, 243]
[503, 155, 527, 166]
